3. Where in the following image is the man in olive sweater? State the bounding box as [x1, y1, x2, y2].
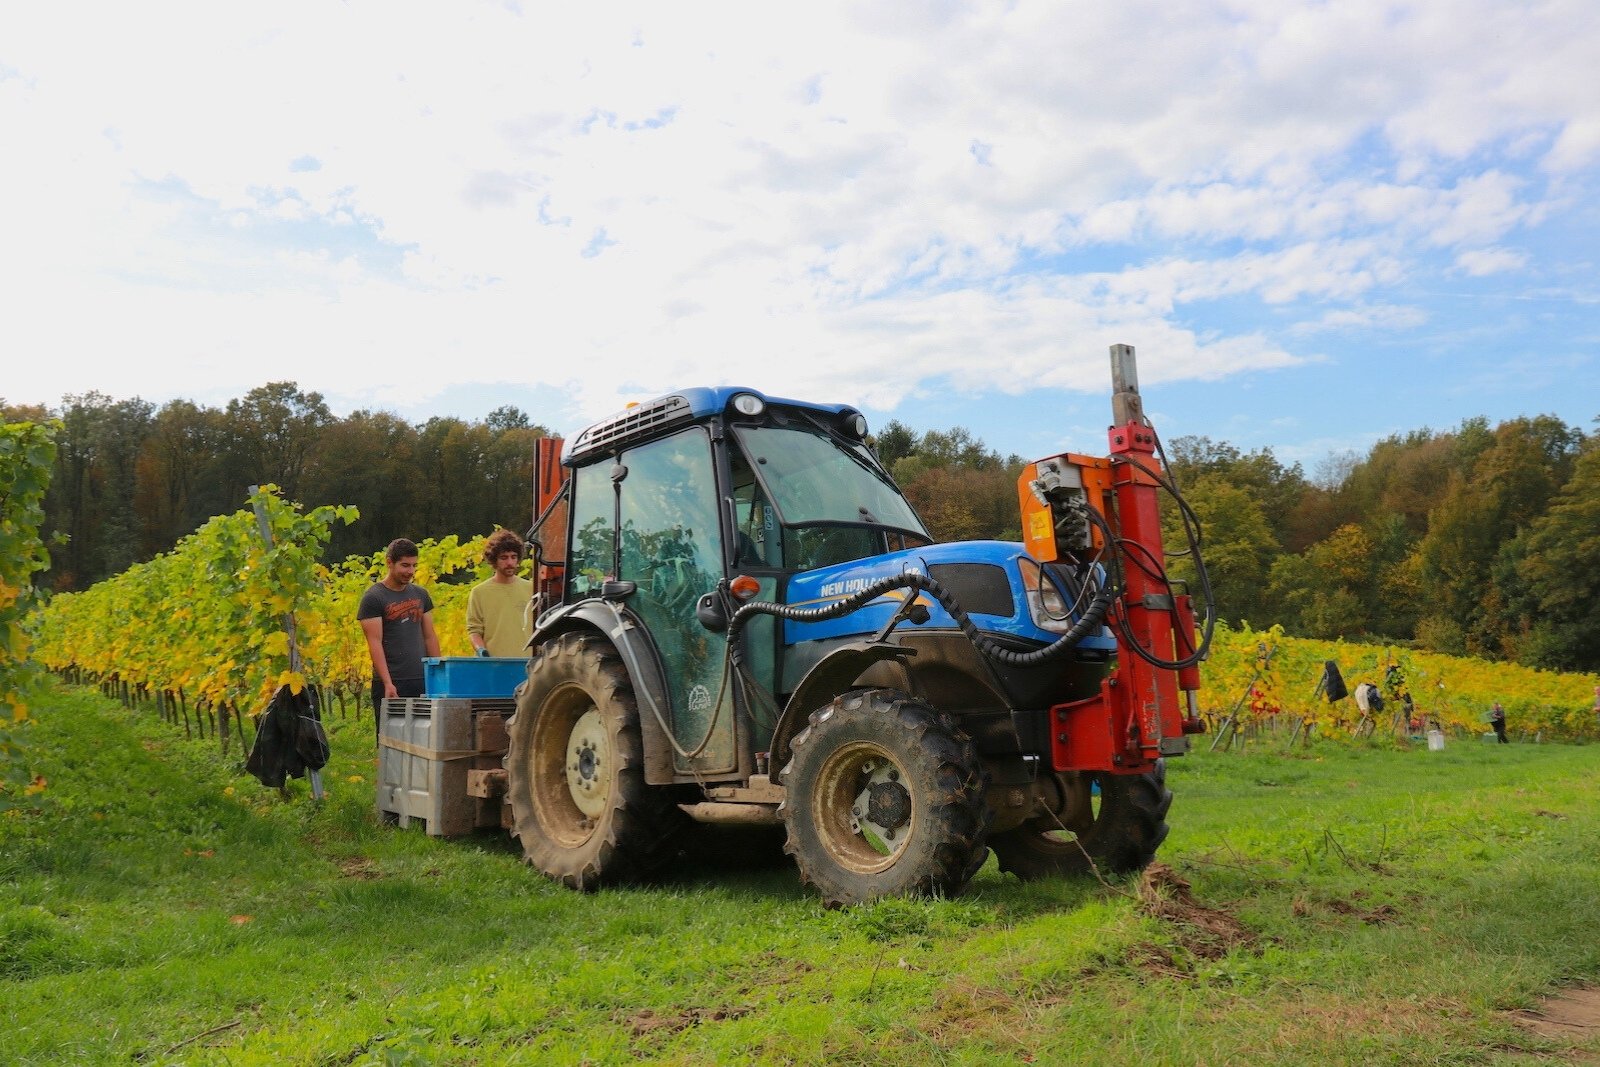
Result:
[467, 528, 533, 658]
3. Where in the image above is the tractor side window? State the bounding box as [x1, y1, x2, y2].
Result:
[566, 462, 614, 597]
[730, 451, 781, 568]
[784, 525, 882, 571]
[617, 429, 723, 612]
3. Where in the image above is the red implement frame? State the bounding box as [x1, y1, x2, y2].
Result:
[530, 437, 569, 608]
[1024, 345, 1204, 775]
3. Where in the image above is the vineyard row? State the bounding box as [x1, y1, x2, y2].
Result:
[29, 491, 1600, 744]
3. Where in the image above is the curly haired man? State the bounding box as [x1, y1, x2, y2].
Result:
[467, 528, 533, 658]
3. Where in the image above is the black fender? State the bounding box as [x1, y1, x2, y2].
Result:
[529, 599, 676, 785]
[769, 642, 917, 770]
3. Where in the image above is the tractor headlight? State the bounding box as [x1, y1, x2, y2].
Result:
[731, 393, 765, 417]
[1019, 557, 1074, 634]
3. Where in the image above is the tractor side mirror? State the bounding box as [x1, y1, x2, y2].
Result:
[696, 589, 729, 632]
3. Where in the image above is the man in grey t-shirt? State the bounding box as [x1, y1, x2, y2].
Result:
[357, 538, 440, 733]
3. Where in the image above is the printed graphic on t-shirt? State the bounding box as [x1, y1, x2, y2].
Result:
[385, 597, 424, 624]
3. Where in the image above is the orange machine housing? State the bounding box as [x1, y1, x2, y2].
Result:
[1016, 426, 1203, 775]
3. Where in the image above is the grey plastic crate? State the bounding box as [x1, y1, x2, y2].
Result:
[377, 697, 515, 837]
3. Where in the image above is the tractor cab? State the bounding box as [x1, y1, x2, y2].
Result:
[527, 388, 938, 777]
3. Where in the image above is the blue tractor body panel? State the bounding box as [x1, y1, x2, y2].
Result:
[781, 539, 1118, 653]
[672, 386, 855, 421]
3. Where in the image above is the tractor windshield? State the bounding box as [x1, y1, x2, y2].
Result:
[733, 424, 931, 570]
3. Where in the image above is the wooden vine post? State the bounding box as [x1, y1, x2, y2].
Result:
[248, 486, 325, 801]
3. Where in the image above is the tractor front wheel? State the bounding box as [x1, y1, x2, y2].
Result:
[505, 632, 681, 890]
[780, 689, 989, 907]
[989, 762, 1172, 881]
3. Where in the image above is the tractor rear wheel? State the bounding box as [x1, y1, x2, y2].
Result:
[505, 632, 681, 890]
[990, 762, 1171, 881]
[780, 688, 989, 907]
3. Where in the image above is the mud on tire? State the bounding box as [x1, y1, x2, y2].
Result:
[504, 632, 682, 890]
[779, 688, 990, 907]
[990, 760, 1172, 881]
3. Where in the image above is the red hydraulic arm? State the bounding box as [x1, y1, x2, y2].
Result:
[1017, 345, 1205, 775]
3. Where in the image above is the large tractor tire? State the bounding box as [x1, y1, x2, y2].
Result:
[779, 688, 990, 907]
[505, 632, 682, 890]
[990, 761, 1172, 881]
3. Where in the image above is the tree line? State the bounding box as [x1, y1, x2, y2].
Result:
[5, 385, 1595, 674]
[1, 383, 549, 589]
[884, 413, 1597, 675]
[1164, 415, 1597, 674]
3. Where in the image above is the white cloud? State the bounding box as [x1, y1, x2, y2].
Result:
[1454, 247, 1531, 277]
[1, 0, 1596, 438]
[1289, 303, 1430, 334]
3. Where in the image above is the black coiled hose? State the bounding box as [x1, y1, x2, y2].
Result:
[725, 570, 1112, 669]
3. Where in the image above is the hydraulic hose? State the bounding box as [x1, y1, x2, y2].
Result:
[725, 569, 1112, 669]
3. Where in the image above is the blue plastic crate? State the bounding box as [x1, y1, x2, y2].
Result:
[423, 656, 527, 698]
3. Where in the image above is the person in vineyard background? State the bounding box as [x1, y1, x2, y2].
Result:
[466, 529, 533, 658]
[357, 538, 440, 733]
[1490, 701, 1508, 744]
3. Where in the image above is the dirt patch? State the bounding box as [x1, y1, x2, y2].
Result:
[1122, 941, 1190, 980]
[1272, 994, 1455, 1045]
[338, 858, 382, 880]
[727, 952, 815, 996]
[621, 1006, 750, 1038]
[1512, 986, 1600, 1042]
[1137, 863, 1256, 960]
[1292, 892, 1400, 925]
[928, 979, 1020, 1035]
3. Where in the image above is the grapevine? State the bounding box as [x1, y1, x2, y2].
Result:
[1, 419, 57, 802]
[32, 494, 501, 732]
[28, 497, 1597, 750]
[1197, 621, 1600, 742]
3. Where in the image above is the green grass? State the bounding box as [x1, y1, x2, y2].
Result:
[3, 680, 1598, 1065]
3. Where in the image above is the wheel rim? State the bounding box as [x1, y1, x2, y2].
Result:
[565, 708, 611, 818]
[527, 684, 609, 847]
[810, 741, 915, 874]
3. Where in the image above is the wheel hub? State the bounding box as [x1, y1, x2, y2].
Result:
[565, 708, 610, 819]
[865, 780, 911, 830]
[850, 758, 912, 855]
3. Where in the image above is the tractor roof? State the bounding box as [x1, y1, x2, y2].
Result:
[565, 386, 860, 464]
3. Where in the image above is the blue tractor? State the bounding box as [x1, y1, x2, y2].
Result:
[509, 344, 1209, 905]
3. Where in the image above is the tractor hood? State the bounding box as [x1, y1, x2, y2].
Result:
[780, 540, 1117, 652]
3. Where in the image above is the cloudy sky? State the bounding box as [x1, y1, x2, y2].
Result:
[4, 1, 1598, 470]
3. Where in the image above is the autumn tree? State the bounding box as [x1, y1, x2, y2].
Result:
[1163, 473, 1278, 627]
[1413, 415, 1582, 657]
[1511, 437, 1600, 671]
[219, 382, 334, 501]
[44, 392, 155, 587]
[134, 400, 226, 557]
[882, 424, 1022, 543]
[301, 410, 421, 560]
